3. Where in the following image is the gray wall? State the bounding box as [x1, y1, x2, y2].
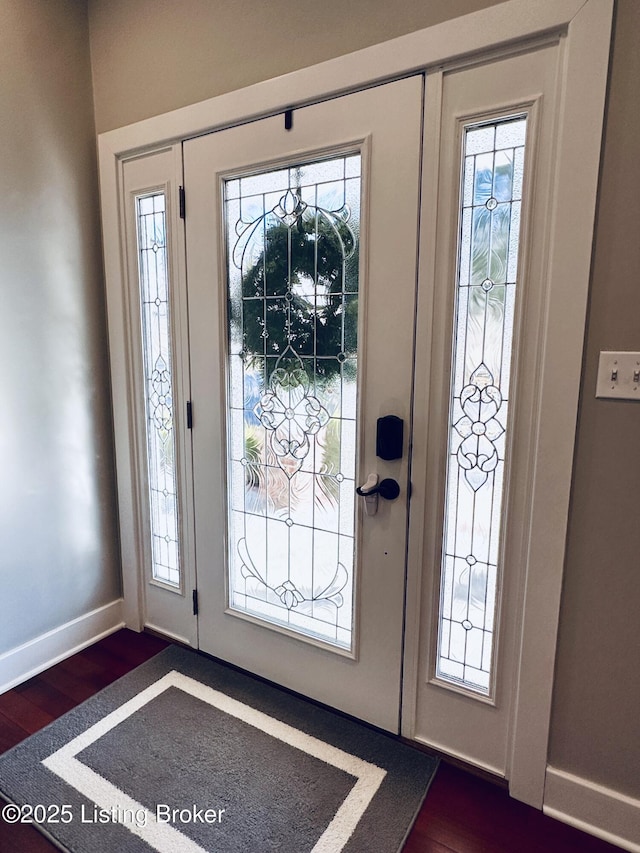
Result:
[548, 0, 640, 796]
[0, 0, 120, 655]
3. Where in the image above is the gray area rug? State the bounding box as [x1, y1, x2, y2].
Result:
[0, 646, 438, 852]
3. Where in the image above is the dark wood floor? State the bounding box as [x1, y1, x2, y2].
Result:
[0, 629, 621, 853]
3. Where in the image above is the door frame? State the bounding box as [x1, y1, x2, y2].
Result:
[98, 0, 613, 808]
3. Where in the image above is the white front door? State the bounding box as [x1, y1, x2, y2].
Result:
[183, 77, 423, 732]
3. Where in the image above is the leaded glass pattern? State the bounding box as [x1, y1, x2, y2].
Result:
[136, 193, 180, 587]
[436, 116, 527, 693]
[224, 154, 361, 649]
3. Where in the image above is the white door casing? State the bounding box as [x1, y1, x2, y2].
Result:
[99, 0, 612, 807]
[183, 78, 423, 732]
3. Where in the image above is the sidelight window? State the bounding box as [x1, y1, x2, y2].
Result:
[437, 117, 527, 694]
[135, 192, 181, 588]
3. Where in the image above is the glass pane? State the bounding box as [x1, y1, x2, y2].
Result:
[224, 154, 361, 650]
[136, 192, 181, 587]
[436, 116, 527, 694]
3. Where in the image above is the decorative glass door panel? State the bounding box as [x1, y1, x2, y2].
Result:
[224, 155, 361, 649]
[437, 116, 527, 694]
[135, 192, 181, 588]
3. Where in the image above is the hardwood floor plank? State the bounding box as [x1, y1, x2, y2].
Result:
[12, 678, 75, 720]
[37, 663, 104, 705]
[0, 712, 29, 754]
[403, 829, 457, 853]
[0, 692, 54, 737]
[72, 643, 132, 680]
[97, 629, 169, 664]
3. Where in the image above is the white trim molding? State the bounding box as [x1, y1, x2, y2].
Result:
[0, 600, 124, 694]
[506, 0, 613, 806]
[545, 767, 640, 853]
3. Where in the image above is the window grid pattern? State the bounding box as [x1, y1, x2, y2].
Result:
[224, 155, 361, 649]
[436, 117, 527, 693]
[136, 193, 180, 587]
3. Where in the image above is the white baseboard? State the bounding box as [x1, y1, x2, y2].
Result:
[0, 599, 125, 694]
[544, 766, 640, 852]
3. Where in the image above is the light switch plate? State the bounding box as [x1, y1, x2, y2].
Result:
[595, 351, 640, 400]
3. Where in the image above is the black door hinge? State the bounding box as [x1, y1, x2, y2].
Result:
[179, 185, 186, 219]
[186, 400, 193, 429]
[284, 109, 293, 131]
[192, 589, 199, 616]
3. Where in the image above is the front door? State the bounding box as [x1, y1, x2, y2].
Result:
[183, 77, 423, 732]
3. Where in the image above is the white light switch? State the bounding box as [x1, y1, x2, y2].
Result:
[595, 351, 640, 400]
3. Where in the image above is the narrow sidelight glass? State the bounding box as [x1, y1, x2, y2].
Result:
[436, 116, 527, 693]
[135, 193, 181, 587]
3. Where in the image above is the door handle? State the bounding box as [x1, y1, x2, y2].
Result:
[356, 478, 401, 499]
[356, 473, 379, 497]
[356, 475, 401, 516]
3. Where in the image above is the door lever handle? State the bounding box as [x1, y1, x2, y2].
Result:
[357, 475, 401, 516]
[356, 474, 379, 496]
[356, 473, 379, 516]
[356, 477, 401, 499]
